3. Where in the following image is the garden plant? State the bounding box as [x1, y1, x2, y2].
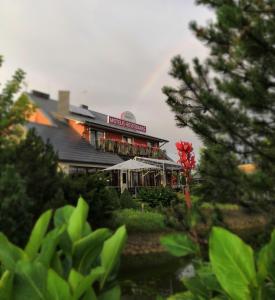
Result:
[0, 197, 127, 300]
[161, 227, 275, 300]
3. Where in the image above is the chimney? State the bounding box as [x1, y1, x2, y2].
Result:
[58, 90, 70, 117]
[81, 104, 88, 110]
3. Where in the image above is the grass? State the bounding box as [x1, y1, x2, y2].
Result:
[112, 209, 166, 233]
[200, 202, 241, 211]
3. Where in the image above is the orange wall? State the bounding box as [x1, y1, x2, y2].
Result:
[68, 120, 90, 141]
[28, 109, 52, 126]
[68, 119, 85, 135]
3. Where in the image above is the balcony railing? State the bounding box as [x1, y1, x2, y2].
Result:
[96, 138, 166, 159]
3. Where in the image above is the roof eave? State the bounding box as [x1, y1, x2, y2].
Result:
[84, 120, 169, 143]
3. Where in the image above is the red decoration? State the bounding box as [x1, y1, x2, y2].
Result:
[176, 141, 196, 209]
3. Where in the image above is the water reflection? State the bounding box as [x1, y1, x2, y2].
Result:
[119, 254, 192, 299]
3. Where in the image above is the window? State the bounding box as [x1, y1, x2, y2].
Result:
[122, 136, 132, 144]
[127, 137, 132, 144]
[90, 130, 96, 147]
[122, 172, 127, 184]
[69, 166, 99, 175]
[90, 129, 104, 148]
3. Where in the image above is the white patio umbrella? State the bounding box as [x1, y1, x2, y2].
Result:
[104, 159, 160, 171]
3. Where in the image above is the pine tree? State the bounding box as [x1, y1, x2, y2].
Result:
[163, 0, 275, 205]
[14, 128, 65, 219]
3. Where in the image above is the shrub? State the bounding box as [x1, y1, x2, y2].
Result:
[0, 165, 33, 245]
[119, 189, 138, 209]
[112, 209, 166, 232]
[62, 173, 120, 227]
[0, 197, 127, 299]
[161, 201, 187, 230]
[138, 186, 178, 208]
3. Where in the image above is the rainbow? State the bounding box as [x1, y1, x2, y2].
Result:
[138, 42, 185, 98]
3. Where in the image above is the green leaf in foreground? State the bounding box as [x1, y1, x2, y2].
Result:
[25, 210, 52, 259]
[98, 285, 121, 300]
[47, 269, 71, 300]
[67, 197, 89, 243]
[160, 234, 198, 257]
[209, 227, 257, 300]
[13, 261, 48, 300]
[0, 233, 26, 270]
[100, 225, 127, 288]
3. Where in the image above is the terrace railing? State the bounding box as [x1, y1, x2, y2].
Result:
[96, 138, 166, 159]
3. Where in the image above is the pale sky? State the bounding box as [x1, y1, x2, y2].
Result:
[0, 0, 213, 160]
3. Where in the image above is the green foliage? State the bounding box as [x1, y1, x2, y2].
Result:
[163, 227, 275, 300]
[200, 202, 240, 211]
[161, 200, 187, 230]
[0, 197, 127, 299]
[0, 165, 32, 246]
[112, 209, 166, 233]
[14, 128, 65, 217]
[0, 129, 65, 245]
[210, 228, 257, 300]
[138, 187, 177, 208]
[195, 144, 246, 204]
[62, 174, 120, 227]
[160, 234, 199, 257]
[163, 0, 275, 205]
[0, 55, 34, 149]
[119, 190, 138, 209]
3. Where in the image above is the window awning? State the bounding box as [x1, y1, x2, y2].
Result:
[104, 159, 160, 171]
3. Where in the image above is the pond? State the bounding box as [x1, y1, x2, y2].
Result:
[119, 253, 193, 299]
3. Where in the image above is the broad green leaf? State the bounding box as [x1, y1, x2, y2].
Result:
[67, 197, 89, 243]
[51, 253, 63, 277]
[25, 210, 52, 259]
[100, 225, 127, 288]
[257, 244, 270, 283]
[160, 234, 198, 257]
[98, 285, 121, 300]
[36, 225, 66, 267]
[73, 228, 111, 274]
[257, 230, 275, 283]
[47, 269, 71, 300]
[54, 204, 91, 235]
[0, 271, 13, 299]
[0, 233, 26, 270]
[13, 261, 48, 300]
[68, 267, 104, 300]
[196, 264, 223, 294]
[168, 291, 196, 300]
[183, 276, 210, 299]
[59, 231, 73, 256]
[54, 205, 74, 227]
[82, 287, 97, 300]
[68, 269, 84, 294]
[209, 227, 257, 300]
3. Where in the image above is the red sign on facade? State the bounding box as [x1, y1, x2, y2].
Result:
[108, 116, 146, 133]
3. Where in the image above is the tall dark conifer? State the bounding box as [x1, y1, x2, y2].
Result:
[164, 0, 275, 204]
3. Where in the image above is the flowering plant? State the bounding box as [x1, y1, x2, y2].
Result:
[176, 141, 196, 208]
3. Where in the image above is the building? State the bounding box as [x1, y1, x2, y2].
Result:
[26, 90, 169, 176]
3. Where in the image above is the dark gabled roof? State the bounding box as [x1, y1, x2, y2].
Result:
[26, 122, 124, 166]
[27, 92, 168, 143]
